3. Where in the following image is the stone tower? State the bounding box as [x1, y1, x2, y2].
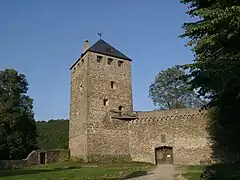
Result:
[69, 39, 133, 161]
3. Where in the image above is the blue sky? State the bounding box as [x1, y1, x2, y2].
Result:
[0, 0, 193, 120]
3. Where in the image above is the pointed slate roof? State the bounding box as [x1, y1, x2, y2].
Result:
[88, 39, 131, 61]
[70, 39, 131, 69]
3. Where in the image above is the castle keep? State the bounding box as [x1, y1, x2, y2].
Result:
[69, 39, 213, 165]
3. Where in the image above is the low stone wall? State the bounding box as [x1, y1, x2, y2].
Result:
[0, 160, 26, 169]
[0, 149, 70, 169]
[129, 108, 212, 165]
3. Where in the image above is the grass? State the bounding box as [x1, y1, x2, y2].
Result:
[0, 161, 155, 180]
[177, 164, 240, 180]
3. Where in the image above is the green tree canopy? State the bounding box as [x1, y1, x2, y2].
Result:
[0, 69, 37, 160]
[36, 119, 69, 149]
[180, 0, 240, 154]
[149, 66, 205, 110]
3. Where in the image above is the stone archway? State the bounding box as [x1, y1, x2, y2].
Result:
[155, 146, 173, 165]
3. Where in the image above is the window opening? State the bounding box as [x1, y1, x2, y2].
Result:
[103, 99, 109, 106]
[110, 81, 116, 89]
[118, 60, 123, 67]
[118, 106, 123, 111]
[97, 55, 103, 63]
[108, 58, 113, 65]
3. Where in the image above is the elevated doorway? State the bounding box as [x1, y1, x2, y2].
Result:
[155, 146, 173, 165]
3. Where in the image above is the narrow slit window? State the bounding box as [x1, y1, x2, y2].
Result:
[103, 99, 109, 106]
[118, 106, 123, 111]
[82, 58, 84, 64]
[118, 60, 123, 67]
[110, 81, 116, 89]
[97, 55, 103, 63]
[108, 58, 113, 65]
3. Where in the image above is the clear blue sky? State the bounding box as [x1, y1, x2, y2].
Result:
[0, 0, 193, 120]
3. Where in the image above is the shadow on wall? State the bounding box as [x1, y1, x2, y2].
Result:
[200, 107, 240, 179]
[0, 149, 70, 169]
[208, 108, 240, 164]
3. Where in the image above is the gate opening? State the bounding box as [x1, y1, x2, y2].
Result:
[40, 152, 46, 165]
[155, 146, 173, 165]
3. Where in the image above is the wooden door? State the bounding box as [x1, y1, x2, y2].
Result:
[155, 146, 173, 164]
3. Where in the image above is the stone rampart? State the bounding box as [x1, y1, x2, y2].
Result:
[129, 108, 212, 165]
[0, 149, 70, 169]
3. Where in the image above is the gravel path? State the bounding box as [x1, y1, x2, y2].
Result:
[128, 165, 176, 180]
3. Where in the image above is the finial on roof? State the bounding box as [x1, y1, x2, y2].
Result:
[97, 32, 102, 39]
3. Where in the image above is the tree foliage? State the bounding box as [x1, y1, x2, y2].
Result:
[180, 0, 240, 154]
[149, 66, 204, 110]
[36, 119, 69, 149]
[0, 69, 37, 160]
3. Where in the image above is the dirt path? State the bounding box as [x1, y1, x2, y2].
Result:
[128, 165, 177, 180]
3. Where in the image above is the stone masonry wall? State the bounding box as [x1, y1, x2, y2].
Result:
[129, 108, 212, 165]
[69, 52, 89, 160]
[0, 149, 69, 169]
[86, 52, 132, 161]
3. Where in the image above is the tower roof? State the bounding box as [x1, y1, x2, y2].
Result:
[70, 39, 132, 70]
[87, 39, 132, 61]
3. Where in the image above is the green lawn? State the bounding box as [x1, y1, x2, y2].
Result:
[179, 164, 240, 180]
[0, 161, 155, 180]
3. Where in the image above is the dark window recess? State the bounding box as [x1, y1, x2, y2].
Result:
[108, 58, 113, 65]
[103, 99, 109, 106]
[118, 106, 123, 111]
[110, 81, 116, 89]
[97, 55, 103, 63]
[82, 58, 84, 64]
[118, 60, 123, 67]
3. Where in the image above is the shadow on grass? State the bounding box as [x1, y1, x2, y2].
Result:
[201, 164, 240, 180]
[91, 171, 151, 180]
[0, 166, 79, 177]
[122, 171, 151, 179]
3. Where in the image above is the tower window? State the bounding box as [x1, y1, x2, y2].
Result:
[118, 60, 123, 67]
[97, 55, 103, 63]
[108, 58, 113, 65]
[110, 81, 116, 89]
[103, 99, 109, 106]
[118, 106, 123, 111]
[82, 58, 84, 64]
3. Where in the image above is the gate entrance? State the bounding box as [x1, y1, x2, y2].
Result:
[155, 146, 173, 164]
[40, 152, 46, 165]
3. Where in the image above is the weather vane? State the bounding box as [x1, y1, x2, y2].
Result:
[97, 32, 102, 39]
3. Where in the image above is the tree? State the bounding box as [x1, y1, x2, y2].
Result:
[180, 0, 240, 155]
[0, 69, 37, 160]
[36, 119, 69, 149]
[149, 66, 205, 110]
